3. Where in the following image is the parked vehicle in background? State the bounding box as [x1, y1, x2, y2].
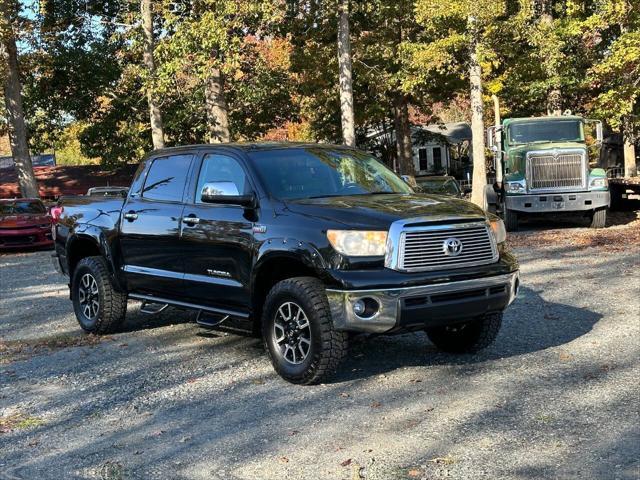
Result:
[414, 175, 464, 198]
[486, 115, 609, 231]
[52, 143, 519, 385]
[86, 186, 129, 197]
[0, 198, 53, 250]
[607, 166, 640, 209]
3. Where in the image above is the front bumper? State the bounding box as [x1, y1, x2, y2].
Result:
[505, 191, 609, 213]
[0, 227, 53, 249]
[326, 272, 519, 333]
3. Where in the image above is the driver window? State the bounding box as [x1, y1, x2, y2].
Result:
[196, 154, 248, 203]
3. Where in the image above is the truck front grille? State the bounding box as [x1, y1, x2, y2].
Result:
[527, 152, 586, 191]
[398, 223, 498, 272]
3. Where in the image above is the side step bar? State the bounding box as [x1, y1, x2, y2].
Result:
[195, 311, 230, 328]
[128, 293, 249, 320]
[140, 301, 169, 315]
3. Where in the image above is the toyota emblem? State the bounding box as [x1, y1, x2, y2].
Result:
[442, 237, 463, 256]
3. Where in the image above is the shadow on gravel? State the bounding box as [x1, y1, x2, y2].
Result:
[333, 286, 602, 383]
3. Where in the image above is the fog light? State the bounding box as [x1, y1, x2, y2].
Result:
[353, 299, 366, 316]
[352, 297, 380, 319]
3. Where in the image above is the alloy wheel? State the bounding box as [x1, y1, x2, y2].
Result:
[273, 302, 312, 365]
[78, 273, 100, 321]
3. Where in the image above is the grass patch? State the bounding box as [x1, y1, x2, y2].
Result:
[0, 412, 45, 434]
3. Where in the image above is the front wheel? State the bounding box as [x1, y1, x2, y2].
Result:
[589, 207, 607, 229]
[262, 277, 348, 385]
[503, 207, 518, 232]
[71, 256, 127, 334]
[425, 312, 503, 353]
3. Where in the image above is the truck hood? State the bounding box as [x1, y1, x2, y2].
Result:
[508, 141, 586, 158]
[506, 142, 587, 180]
[285, 193, 486, 229]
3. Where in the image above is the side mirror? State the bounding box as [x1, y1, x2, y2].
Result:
[200, 181, 256, 208]
[401, 175, 417, 187]
[586, 119, 603, 146]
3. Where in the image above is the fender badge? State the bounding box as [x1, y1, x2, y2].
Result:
[253, 224, 267, 234]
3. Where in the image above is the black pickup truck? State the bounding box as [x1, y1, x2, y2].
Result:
[52, 143, 519, 384]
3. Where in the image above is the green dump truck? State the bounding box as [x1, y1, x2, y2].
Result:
[486, 115, 609, 231]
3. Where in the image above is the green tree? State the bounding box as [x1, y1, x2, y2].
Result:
[1, 0, 38, 198]
[411, 0, 507, 206]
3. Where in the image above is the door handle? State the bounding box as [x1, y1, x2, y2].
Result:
[124, 212, 138, 221]
[182, 216, 200, 226]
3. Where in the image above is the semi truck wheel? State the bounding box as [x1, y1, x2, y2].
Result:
[425, 312, 503, 353]
[503, 208, 518, 231]
[262, 277, 348, 385]
[71, 256, 127, 334]
[589, 207, 607, 229]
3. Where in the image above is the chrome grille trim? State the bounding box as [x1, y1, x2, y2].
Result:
[385, 219, 498, 272]
[526, 149, 587, 192]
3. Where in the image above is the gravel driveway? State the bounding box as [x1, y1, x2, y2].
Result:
[1, 216, 639, 480]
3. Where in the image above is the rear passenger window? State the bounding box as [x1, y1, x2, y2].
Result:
[142, 154, 192, 202]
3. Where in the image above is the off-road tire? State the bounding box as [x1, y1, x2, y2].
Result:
[426, 312, 503, 353]
[262, 277, 348, 385]
[504, 208, 518, 232]
[72, 256, 127, 334]
[589, 207, 607, 229]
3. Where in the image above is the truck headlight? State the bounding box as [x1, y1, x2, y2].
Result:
[327, 230, 388, 256]
[505, 180, 526, 193]
[489, 218, 507, 244]
[589, 177, 608, 188]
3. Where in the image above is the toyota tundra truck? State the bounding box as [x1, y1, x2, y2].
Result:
[486, 115, 610, 231]
[52, 143, 519, 384]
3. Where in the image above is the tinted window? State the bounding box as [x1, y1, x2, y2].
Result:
[196, 154, 248, 202]
[249, 148, 412, 200]
[13, 200, 46, 214]
[142, 155, 192, 202]
[508, 120, 583, 144]
[0, 200, 46, 214]
[416, 178, 460, 196]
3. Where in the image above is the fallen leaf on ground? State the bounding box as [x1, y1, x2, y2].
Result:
[340, 458, 352, 467]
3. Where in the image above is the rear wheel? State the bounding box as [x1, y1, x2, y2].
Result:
[72, 256, 127, 334]
[503, 207, 518, 232]
[426, 312, 502, 353]
[262, 277, 348, 385]
[589, 207, 607, 229]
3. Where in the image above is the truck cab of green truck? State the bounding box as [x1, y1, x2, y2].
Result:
[487, 115, 609, 231]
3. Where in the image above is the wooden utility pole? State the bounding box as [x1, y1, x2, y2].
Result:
[337, 0, 355, 147]
[468, 15, 487, 208]
[491, 94, 503, 185]
[0, 0, 39, 198]
[141, 0, 165, 149]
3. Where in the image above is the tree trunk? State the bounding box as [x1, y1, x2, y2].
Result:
[546, 88, 562, 116]
[337, 0, 355, 147]
[0, 2, 39, 198]
[393, 94, 414, 175]
[141, 0, 165, 150]
[624, 137, 637, 178]
[468, 16, 487, 208]
[539, 8, 562, 116]
[205, 67, 230, 143]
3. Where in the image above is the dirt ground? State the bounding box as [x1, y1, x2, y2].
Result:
[1, 209, 639, 480]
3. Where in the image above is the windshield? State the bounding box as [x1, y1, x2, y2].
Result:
[0, 201, 46, 215]
[508, 120, 583, 144]
[249, 147, 413, 200]
[416, 178, 460, 196]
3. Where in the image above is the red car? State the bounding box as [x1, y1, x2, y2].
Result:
[0, 198, 53, 250]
